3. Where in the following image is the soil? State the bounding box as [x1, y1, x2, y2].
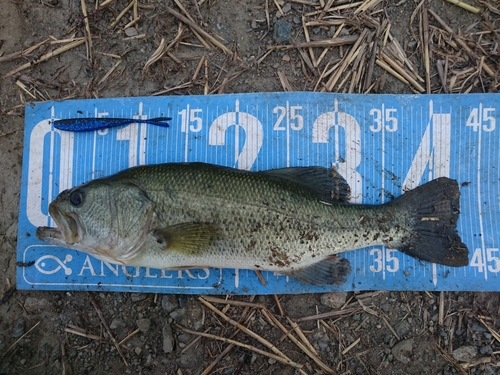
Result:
[1, 0, 499, 374]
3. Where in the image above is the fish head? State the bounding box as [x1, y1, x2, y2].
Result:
[36, 179, 156, 263]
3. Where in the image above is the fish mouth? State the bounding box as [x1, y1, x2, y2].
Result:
[37, 204, 84, 245]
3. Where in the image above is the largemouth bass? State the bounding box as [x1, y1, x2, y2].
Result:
[36, 163, 469, 285]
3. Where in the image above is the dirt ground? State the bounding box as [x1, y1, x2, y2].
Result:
[1, 0, 500, 374]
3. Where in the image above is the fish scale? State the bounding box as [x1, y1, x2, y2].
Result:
[36, 162, 469, 285]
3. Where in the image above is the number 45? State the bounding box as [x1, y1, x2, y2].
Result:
[471, 248, 500, 273]
[466, 106, 496, 132]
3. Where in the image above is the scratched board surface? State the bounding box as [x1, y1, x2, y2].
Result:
[17, 92, 500, 294]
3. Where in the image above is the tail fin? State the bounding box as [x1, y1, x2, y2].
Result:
[391, 178, 469, 267]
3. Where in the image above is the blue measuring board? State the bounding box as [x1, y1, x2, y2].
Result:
[17, 93, 500, 294]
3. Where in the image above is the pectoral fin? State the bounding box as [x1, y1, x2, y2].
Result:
[152, 222, 220, 255]
[285, 256, 351, 285]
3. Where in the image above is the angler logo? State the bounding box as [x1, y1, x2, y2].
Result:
[22, 246, 222, 292]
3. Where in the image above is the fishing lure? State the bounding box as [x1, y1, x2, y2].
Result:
[53, 117, 171, 132]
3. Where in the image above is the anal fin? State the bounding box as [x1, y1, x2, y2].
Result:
[285, 256, 351, 286]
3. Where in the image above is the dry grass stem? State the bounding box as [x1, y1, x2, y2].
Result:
[287, 317, 318, 356]
[380, 52, 425, 92]
[172, 0, 206, 40]
[165, 6, 234, 55]
[2, 321, 41, 356]
[255, 269, 268, 286]
[209, 70, 246, 94]
[87, 293, 128, 366]
[177, 324, 306, 373]
[427, 8, 494, 77]
[478, 317, 500, 343]
[278, 70, 293, 91]
[375, 59, 411, 87]
[434, 340, 468, 375]
[273, 35, 359, 50]
[341, 337, 360, 355]
[203, 296, 266, 309]
[4, 39, 85, 78]
[204, 58, 209, 94]
[273, 294, 284, 316]
[198, 297, 294, 362]
[110, 0, 135, 28]
[123, 33, 146, 41]
[273, 0, 284, 15]
[151, 82, 194, 96]
[296, 307, 362, 322]
[445, 0, 479, 13]
[65, 324, 101, 340]
[421, 6, 431, 93]
[97, 60, 122, 87]
[324, 29, 368, 91]
[265, 311, 335, 374]
[15, 80, 37, 100]
[0, 38, 50, 63]
[99, 0, 117, 7]
[81, 0, 92, 60]
[438, 291, 445, 326]
[116, 328, 140, 347]
[192, 55, 206, 81]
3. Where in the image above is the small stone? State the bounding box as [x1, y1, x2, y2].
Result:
[320, 292, 347, 309]
[169, 308, 185, 321]
[339, 28, 350, 36]
[480, 345, 493, 355]
[282, 54, 290, 62]
[178, 295, 188, 308]
[273, 20, 292, 43]
[24, 297, 50, 312]
[12, 318, 25, 338]
[281, 3, 292, 13]
[471, 323, 487, 333]
[391, 338, 414, 364]
[268, 358, 277, 364]
[20, 358, 27, 365]
[136, 318, 150, 333]
[251, 20, 258, 29]
[161, 295, 178, 313]
[293, 16, 301, 24]
[110, 319, 126, 329]
[124, 28, 138, 37]
[452, 346, 477, 362]
[317, 341, 329, 351]
[177, 333, 191, 343]
[162, 324, 174, 353]
[396, 320, 411, 338]
[135, 347, 142, 355]
[312, 27, 321, 34]
[130, 293, 147, 302]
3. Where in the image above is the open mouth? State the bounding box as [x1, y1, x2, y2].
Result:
[42, 204, 83, 245]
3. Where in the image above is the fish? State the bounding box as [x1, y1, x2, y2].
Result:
[35, 162, 469, 286]
[53, 117, 171, 132]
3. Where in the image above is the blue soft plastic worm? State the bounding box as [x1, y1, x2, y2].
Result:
[53, 117, 171, 132]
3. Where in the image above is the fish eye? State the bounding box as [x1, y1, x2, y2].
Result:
[69, 189, 85, 207]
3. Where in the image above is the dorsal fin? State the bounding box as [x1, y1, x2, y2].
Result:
[259, 166, 351, 202]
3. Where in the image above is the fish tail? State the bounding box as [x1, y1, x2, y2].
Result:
[391, 177, 469, 267]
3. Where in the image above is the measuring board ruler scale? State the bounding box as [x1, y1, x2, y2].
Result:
[17, 92, 500, 294]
